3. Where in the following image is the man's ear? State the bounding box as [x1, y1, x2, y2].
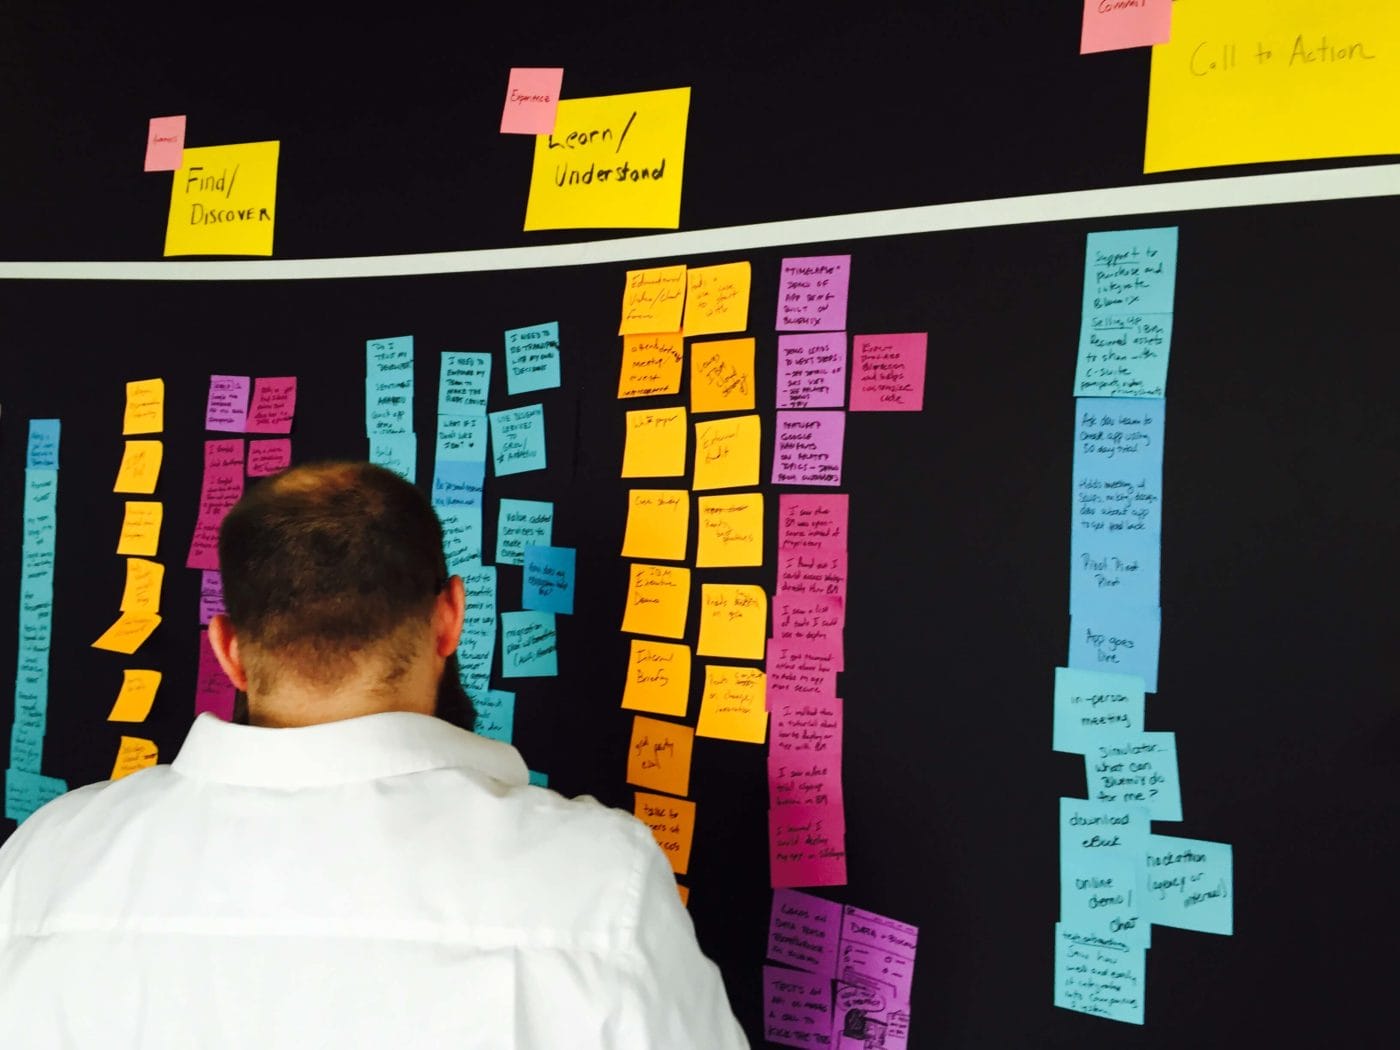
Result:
[207, 614, 251, 692]
[434, 575, 466, 659]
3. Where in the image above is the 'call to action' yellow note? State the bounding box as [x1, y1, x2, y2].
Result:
[165, 141, 280, 256]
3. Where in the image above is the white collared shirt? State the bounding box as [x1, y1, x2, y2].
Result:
[0, 712, 748, 1049]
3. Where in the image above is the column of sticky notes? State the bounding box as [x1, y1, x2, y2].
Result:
[1054, 228, 1233, 1027]
[4, 420, 69, 821]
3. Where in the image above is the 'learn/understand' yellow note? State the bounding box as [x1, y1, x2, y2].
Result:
[116, 501, 163, 556]
[622, 407, 688, 477]
[165, 141, 280, 256]
[622, 489, 690, 561]
[92, 612, 162, 655]
[696, 492, 763, 568]
[119, 558, 165, 614]
[123, 378, 165, 435]
[683, 261, 751, 337]
[107, 669, 162, 722]
[693, 414, 760, 491]
[621, 563, 691, 639]
[621, 639, 692, 718]
[696, 583, 767, 660]
[1145, 2, 1400, 172]
[525, 88, 691, 231]
[111, 736, 159, 781]
[696, 664, 768, 744]
[114, 440, 163, 494]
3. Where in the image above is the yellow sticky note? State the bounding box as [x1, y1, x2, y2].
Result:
[620, 266, 688, 335]
[1145, 2, 1400, 172]
[635, 791, 697, 875]
[693, 414, 760, 491]
[621, 563, 691, 639]
[696, 492, 763, 568]
[524, 88, 691, 230]
[691, 338, 755, 414]
[113, 440, 163, 494]
[683, 261, 751, 337]
[622, 639, 692, 717]
[626, 715, 694, 797]
[123, 378, 165, 435]
[92, 612, 162, 655]
[107, 669, 162, 722]
[110, 736, 159, 781]
[622, 489, 690, 561]
[119, 558, 165, 614]
[116, 501, 163, 556]
[622, 407, 688, 478]
[619, 333, 685, 398]
[697, 583, 767, 660]
[696, 664, 768, 744]
[165, 141, 280, 256]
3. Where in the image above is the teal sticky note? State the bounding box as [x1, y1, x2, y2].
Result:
[431, 460, 485, 509]
[1075, 227, 1176, 400]
[1068, 602, 1160, 692]
[1060, 854, 1149, 948]
[438, 506, 483, 574]
[473, 688, 516, 744]
[1053, 667, 1145, 754]
[439, 352, 491, 416]
[528, 770, 549, 787]
[1144, 834, 1233, 935]
[26, 419, 61, 470]
[4, 768, 68, 824]
[1060, 797, 1151, 867]
[1053, 924, 1145, 1025]
[1071, 398, 1164, 542]
[23, 470, 59, 530]
[522, 545, 575, 615]
[457, 566, 497, 691]
[489, 403, 547, 476]
[435, 413, 487, 463]
[9, 723, 45, 775]
[496, 499, 553, 566]
[365, 336, 414, 435]
[1087, 732, 1181, 821]
[500, 610, 558, 677]
[369, 433, 417, 483]
[504, 321, 561, 396]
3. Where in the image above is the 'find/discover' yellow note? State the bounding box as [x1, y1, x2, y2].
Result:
[165, 141, 280, 256]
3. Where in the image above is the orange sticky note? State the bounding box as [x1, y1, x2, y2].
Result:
[1081, 0, 1171, 54]
[116, 501, 163, 556]
[695, 492, 763, 568]
[635, 791, 697, 875]
[693, 414, 760, 491]
[677, 883, 690, 906]
[119, 558, 165, 614]
[626, 715, 694, 797]
[622, 489, 690, 561]
[696, 583, 767, 660]
[619, 265, 687, 334]
[690, 337, 755, 414]
[622, 639, 692, 718]
[622, 407, 688, 478]
[683, 261, 751, 336]
[621, 563, 691, 639]
[619, 333, 685, 399]
[123, 378, 165, 435]
[696, 664, 768, 744]
[113, 440, 163, 494]
[110, 736, 159, 781]
[92, 612, 162, 655]
[107, 669, 162, 722]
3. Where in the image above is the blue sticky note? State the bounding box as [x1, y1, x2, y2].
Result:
[500, 610, 558, 678]
[1053, 924, 1145, 1025]
[365, 336, 414, 435]
[437, 506, 483, 574]
[369, 433, 417, 483]
[1144, 835, 1233, 936]
[1087, 732, 1181, 822]
[458, 566, 497, 690]
[9, 723, 45, 775]
[4, 768, 68, 824]
[1076, 312, 1172, 400]
[1076, 228, 1176, 400]
[522, 545, 576, 615]
[489, 404, 547, 476]
[504, 322, 561, 396]
[1060, 854, 1150, 948]
[1060, 797, 1151, 868]
[439, 352, 491, 416]
[1071, 398, 1164, 542]
[26, 419, 61, 470]
[435, 413, 487, 463]
[496, 499, 553, 566]
[1069, 528, 1160, 614]
[472, 688, 516, 744]
[431, 459, 485, 509]
[528, 770, 549, 787]
[1052, 667, 1145, 754]
[1080, 228, 1178, 317]
[1068, 603, 1161, 692]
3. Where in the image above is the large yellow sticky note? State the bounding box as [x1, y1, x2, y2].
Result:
[1145, 2, 1400, 172]
[696, 493, 763, 568]
[693, 414, 760, 491]
[111, 736, 159, 781]
[123, 378, 165, 435]
[165, 141, 280, 256]
[92, 612, 162, 655]
[697, 583, 767, 660]
[696, 664, 768, 744]
[621, 563, 691, 639]
[119, 558, 165, 614]
[635, 791, 697, 875]
[525, 88, 691, 230]
[619, 266, 687, 334]
[622, 407, 688, 478]
[107, 669, 162, 722]
[626, 715, 694, 797]
[619, 333, 685, 398]
[114, 440, 163, 494]
[622, 639, 692, 717]
[683, 261, 751, 336]
[622, 490, 690, 561]
[690, 338, 755, 414]
[116, 501, 163, 556]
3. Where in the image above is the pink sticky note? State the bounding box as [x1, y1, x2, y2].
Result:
[144, 115, 186, 172]
[773, 411, 845, 487]
[500, 68, 565, 134]
[247, 438, 292, 477]
[772, 594, 845, 668]
[850, 333, 927, 412]
[777, 548, 848, 602]
[770, 803, 847, 888]
[769, 696, 843, 810]
[762, 966, 833, 1047]
[205, 375, 251, 432]
[765, 647, 838, 710]
[776, 255, 850, 332]
[768, 890, 844, 978]
[1081, 0, 1171, 55]
[245, 377, 297, 434]
[195, 630, 236, 721]
[777, 333, 846, 409]
[839, 905, 919, 1004]
[186, 440, 245, 570]
[778, 494, 849, 552]
[199, 570, 225, 625]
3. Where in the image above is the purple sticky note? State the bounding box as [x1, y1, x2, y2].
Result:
[205, 375, 251, 432]
[770, 803, 847, 888]
[839, 905, 919, 1004]
[245, 377, 297, 434]
[773, 411, 845, 487]
[850, 333, 927, 412]
[199, 570, 225, 625]
[186, 440, 245, 570]
[195, 630, 236, 721]
[500, 67, 565, 134]
[775, 255, 850, 332]
[778, 494, 849, 552]
[777, 333, 846, 409]
[763, 966, 833, 1048]
[247, 438, 292, 477]
[144, 115, 186, 172]
[769, 889, 843, 978]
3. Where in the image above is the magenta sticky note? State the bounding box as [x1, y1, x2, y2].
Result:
[778, 494, 849, 552]
[500, 68, 565, 134]
[777, 333, 846, 409]
[772, 594, 845, 668]
[1081, 0, 1171, 54]
[765, 647, 838, 711]
[769, 696, 843, 809]
[839, 905, 919, 1004]
[195, 630, 236, 721]
[144, 115, 186, 172]
[773, 411, 845, 487]
[850, 333, 927, 412]
[769, 889, 843, 978]
[762, 966, 833, 1047]
[185, 440, 245, 570]
[770, 803, 847, 888]
[777, 548, 848, 602]
[199, 570, 225, 625]
[205, 375, 251, 432]
[245, 377, 297, 434]
[775, 255, 850, 332]
[246, 438, 291, 477]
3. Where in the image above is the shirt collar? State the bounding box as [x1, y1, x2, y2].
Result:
[171, 711, 529, 789]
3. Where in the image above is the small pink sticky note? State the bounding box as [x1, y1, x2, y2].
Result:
[770, 803, 847, 888]
[247, 438, 291, 477]
[500, 68, 565, 135]
[772, 593, 845, 668]
[778, 494, 849, 552]
[776, 547, 848, 602]
[195, 630, 236, 721]
[245, 377, 297, 434]
[199, 570, 225, 625]
[850, 333, 927, 412]
[772, 411, 845, 487]
[205, 375, 251, 432]
[1080, 0, 1171, 55]
[144, 115, 186, 172]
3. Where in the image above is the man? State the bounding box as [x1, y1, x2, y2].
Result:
[0, 461, 748, 1049]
